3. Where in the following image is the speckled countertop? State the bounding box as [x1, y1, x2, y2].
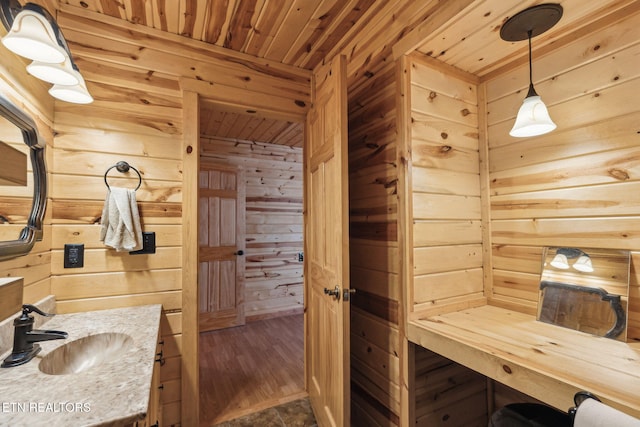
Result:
[0, 301, 162, 427]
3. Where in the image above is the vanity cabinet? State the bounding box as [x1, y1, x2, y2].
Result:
[0, 304, 163, 426]
[134, 337, 163, 427]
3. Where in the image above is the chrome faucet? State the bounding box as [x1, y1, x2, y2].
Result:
[1, 304, 68, 368]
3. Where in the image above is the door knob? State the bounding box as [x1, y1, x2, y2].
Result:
[234, 250, 244, 256]
[324, 285, 340, 300]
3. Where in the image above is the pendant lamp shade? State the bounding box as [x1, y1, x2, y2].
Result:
[1, 9, 66, 63]
[510, 91, 556, 137]
[500, 4, 563, 138]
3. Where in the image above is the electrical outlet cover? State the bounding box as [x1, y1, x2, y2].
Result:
[130, 232, 156, 255]
[64, 244, 84, 268]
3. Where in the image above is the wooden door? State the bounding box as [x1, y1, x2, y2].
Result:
[305, 55, 351, 427]
[198, 164, 246, 332]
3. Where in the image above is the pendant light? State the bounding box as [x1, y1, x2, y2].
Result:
[500, 4, 563, 138]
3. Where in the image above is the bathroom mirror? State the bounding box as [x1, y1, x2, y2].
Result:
[0, 94, 47, 261]
[537, 247, 630, 341]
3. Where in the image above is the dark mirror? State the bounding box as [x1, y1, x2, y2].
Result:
[0, 94, 46, 260]
[537, 247, 630, 341]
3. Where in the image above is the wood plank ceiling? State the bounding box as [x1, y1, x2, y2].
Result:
[55, 0, 382, 148]
[199, 104, 304, 147]
[54, 0, 633, 147]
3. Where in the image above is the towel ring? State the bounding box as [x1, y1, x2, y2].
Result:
[104, 161, 142, 191]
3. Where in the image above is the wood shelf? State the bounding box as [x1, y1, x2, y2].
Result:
[408, 305, 640, 418]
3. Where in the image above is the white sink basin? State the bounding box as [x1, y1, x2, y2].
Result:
[38, 332, 133, 375]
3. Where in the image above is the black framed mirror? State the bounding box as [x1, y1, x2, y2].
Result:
[0, 94, 47, 260]
[537, 247, 630, 341]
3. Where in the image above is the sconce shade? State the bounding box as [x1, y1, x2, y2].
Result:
[551, 254, 569, 270]
[550, 253, 569, 269]
[573, 255, 594, 273]
[49, 72, 93, 104]
[510, 93, 557, 137]
[1, 9, 67, 63]
[26, 58, 79, 85]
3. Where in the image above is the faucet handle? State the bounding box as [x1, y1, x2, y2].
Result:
[22, 304, 55, 317]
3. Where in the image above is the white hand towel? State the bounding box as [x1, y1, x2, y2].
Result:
[100, 187, 143, 252]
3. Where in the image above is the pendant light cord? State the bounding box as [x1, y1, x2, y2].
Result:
[526, 29, 538, 98]
[528, 30, 533, 85]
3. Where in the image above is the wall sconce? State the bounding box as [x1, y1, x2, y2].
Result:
[572, 254, 593, 273]
[550, 248, 594, 273]
[550, 253, 570, 269]
[500, 4, 562, 137]
[0, 0, 93, 104]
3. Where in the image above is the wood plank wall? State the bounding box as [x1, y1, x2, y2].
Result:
[344, 2, 477, 425]
[413, 345, 488, 427]
[349, 61, 402, 426]
[397, 53, 489, 426]
[405, 55, 485, 319]
[200, 137, 303, 320]
[44, 7, 309, 425]
[484, 9, 640, 342]
[0, 40, 53, 307]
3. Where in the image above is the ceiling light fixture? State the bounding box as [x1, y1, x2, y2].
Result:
[500, 4, 562, 138]
[0, 0, 93, 104]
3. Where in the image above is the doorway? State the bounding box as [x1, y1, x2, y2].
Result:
[197, 101, 306, 425]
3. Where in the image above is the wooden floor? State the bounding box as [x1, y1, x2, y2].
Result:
[199, 314, 306, 426]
